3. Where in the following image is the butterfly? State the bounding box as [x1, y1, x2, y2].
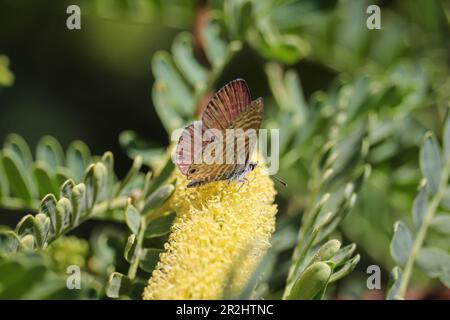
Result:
[175, 79, 263, 188]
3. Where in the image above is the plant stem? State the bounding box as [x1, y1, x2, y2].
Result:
[127, 216, 146, 280]
[0, 196, 128, 220]
[45, 196, 129, 244]
[396, 159, 450, 299]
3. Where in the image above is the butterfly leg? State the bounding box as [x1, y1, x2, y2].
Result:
[187, 180, 206, 188]
[236, 177, 249, 192]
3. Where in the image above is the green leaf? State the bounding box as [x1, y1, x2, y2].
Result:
[4, 133, 33, 169]
[33, 163, 58, 197]
[60, 179, 75, 199]
[202, 18, 227, 67]
[430, 214, 450, 235]
[119, 130, 164, 168]
[344, 77, 370, 122]
[265, 62, 291, 112]
[101, 151, 115, 196]
[106, 272, 131, 298]
[412, 184, 428, 228]
[390, 221, 413, 266]
[36, 136, 64, 170]
[55, 167, 72, 187]
[56, 198, 72, 234]
[139, 248, 163, 273]
[116, 156, 142, 196]
[386, 266, 402, 300]
[20, 234, 35, 250]
[329, 123, 366, 184]
[124, 234, 137, 263]
[145, 212, 176, 238]
[71, 183, 86, 223]
[2, 150, 35, 201]
[15, 214, 34, 238]
[0, 258, 64, 299]
[145, 158, 174, 197]
[286, 262, 332, 300]
[66, 140, 91, 181]
[172, 32, 208, 87]
[40, 194, 58, 234]
[441, 188, 450, 210]
[84, 163, 107, 208]
[93, 162, 107, 199]
[309, 239, 341, 265]
[33, 213, 51, 247]
[0, 151, 9, 196]
[443, 115, 450, 162]
[125, 200, 141, 234]
[331, 243, 356, 266]
[143, 184, 175, 213]
[329, 254, 360, 283]
[0, 230, 20, 253]
[236, 0, 253, 39]
[420, 133, 442, 195]
[416, 247, 450, 279]
[151, 51, 194, 116]
[254, 28, 308, 65]
[0, 54, 14, 86]
[83, 164, 97, 210]
[152, 81, 185, 134]
[285, 69, 307, 122]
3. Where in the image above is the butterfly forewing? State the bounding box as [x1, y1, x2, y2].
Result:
[176, 79, 263, 186]
[187, 98, 263, 182]
[202, 79, 251, 131]
[228, 97, 263, 165]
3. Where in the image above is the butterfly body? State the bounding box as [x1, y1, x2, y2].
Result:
[186, 162, 257, 188]
[176, 79, 263, 187]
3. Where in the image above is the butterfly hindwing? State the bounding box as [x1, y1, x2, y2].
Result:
[176, 121, 216, 175]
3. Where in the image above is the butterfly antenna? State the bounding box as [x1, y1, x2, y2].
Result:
[259, 167, 288, 187]
[272, 174, 288, 187]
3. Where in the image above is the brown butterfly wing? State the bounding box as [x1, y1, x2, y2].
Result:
[178, 79, 249, 176]
[175, 121, 214, 175]
[227, 97, 263, 167]
[187, 98, 264, 182]
[201, 79, 251, 131]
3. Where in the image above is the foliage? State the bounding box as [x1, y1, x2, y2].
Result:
[387, 117, 450, 299]
[0, 55, 14, 87]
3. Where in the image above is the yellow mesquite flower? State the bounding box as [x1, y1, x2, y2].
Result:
[143, 165, 277, 300]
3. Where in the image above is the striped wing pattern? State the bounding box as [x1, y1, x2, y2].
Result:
[202, 79, 251, 131]
[186, 98, 263, 183]
[175, 79, 263, 185]
[176, 121, 202, 175]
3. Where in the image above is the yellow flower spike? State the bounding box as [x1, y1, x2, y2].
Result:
[143, 164, 277, 300]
